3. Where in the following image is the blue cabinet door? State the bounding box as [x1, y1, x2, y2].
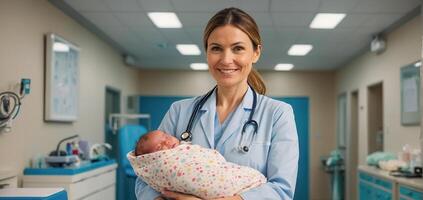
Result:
[359, 181, 373, 200]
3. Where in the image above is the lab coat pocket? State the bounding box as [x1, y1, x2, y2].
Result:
[247, 142, 271, 172]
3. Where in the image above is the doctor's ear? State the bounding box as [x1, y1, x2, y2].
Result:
[253, 45, 262, 64]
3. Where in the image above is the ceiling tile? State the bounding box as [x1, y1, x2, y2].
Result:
[172, 0, 236, 12]
[250, 12, 274, 27]
[270, 0, 320, 12]
[160, 29, 195, 45]
[64, 0, 109, 12]
[81, 12, 123, 28]
[271, 12, 315, 27]
[236, 0, 270, 12]
[138, 0, 174, 11]
[114, 12, 153, 28]
[184, 28, 204, 46]
[319, 0, 359, 12]
[103, 0, 142, 12]
[360, 13, 403, 34]
[353, 0, 421, 13]
[178, 12, 214, 27]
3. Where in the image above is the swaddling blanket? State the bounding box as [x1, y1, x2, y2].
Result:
[127, 143, 266, 199]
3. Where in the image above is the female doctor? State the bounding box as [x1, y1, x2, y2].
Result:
[135, 7, 299, 200]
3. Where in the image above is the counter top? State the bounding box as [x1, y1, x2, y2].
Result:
[358, 165, 423, 190]
[0, 170, 16, 180]
[23, 159, 116, 176]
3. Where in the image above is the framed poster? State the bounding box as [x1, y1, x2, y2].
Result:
[44, 33, 80, 122]
[401, 60, 421, 125]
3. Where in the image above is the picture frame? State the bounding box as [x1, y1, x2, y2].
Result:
[400, 60, 421, 126]
[44, 33, 80, 122]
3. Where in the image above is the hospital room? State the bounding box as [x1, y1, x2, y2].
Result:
[0, 0, 422, 200]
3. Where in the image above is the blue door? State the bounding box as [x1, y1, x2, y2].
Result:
[139, 96, 190, 129]
[274, 97, 309, 200]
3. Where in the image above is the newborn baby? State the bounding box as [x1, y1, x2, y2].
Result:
[127, 130, 266, 199]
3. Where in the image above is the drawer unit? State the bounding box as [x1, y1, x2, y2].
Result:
[359, 172, 393, 200]
[358, 166, 423, 200]
[23, 161, 117, 200]
[399, 185, 423, 200]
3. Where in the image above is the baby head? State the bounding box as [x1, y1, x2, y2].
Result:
[135, 130, 180, 156]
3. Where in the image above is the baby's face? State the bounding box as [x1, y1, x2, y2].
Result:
[142, 131, 180, 154]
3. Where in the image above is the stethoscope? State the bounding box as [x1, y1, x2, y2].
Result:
[180, 85, 258, 153]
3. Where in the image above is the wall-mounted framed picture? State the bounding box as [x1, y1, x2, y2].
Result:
[400, 60, 421, 126]
[44, 33, 80, 122]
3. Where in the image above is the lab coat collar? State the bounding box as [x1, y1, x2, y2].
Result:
[198, 89, 216, 148]
[199, 86, 254, 111]
[198, 86, 254, 149]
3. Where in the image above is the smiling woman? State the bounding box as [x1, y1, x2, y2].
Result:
[135, 7, 299, 200]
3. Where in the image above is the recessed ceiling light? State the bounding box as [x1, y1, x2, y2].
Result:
[190, 63, 208, 70]
[176, 44, 201, 55]
[310, 13, 346, 29]
[147, 12, 182, 28]
[288, 44, 313, 56]
[274, 64, 294, 71]
[415, 61, 422, 67]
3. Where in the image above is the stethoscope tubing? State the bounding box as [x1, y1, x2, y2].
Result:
[181, 85, 258, 152]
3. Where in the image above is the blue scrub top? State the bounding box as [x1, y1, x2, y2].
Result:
[135, 87, 299, 200]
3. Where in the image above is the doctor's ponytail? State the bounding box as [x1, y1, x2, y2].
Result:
[248, 68, 266, 95]
[203, 7, 267, 95]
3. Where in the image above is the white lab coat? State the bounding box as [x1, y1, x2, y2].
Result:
[135, 87, 299, 200]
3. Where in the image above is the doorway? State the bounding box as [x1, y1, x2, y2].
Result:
[367, 83, 384, 154]
[105, 86, 121, 160]
[346, 90, 359, 200]
[274, 97, 309, 200]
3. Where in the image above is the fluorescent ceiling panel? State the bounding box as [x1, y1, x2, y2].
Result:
[176, 44, 201, 55]
[310, 13, 346, 29]
[148, 12, 182, 28]
[274, 63, 294, 71]
[190, 63, 208, 70]
[288, 44, 313, 56]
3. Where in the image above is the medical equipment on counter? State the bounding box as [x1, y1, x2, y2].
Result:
[46, 135, 79, 167]
[180, 85, 258, 153]
[89, 143, 112, 161]
[0, 79, 30, 134]
[108, 113, 151, 134]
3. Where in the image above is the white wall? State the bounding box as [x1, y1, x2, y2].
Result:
[0, 0, 141, 183]
[137, 70, 337, 200]
[337, 16, 422, 164]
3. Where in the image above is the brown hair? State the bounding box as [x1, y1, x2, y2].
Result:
[203, 7, 266, 95]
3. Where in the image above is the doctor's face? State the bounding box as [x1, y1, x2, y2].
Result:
[206, 25, 261, 88]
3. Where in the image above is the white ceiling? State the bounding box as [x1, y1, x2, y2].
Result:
[56, 0, 422, 71]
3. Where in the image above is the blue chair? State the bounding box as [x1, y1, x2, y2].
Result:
[117, 125, 148, 200]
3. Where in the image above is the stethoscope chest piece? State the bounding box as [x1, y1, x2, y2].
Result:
[180, 132, 192, 142]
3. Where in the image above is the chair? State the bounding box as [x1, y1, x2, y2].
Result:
[117, 125, 148, 200]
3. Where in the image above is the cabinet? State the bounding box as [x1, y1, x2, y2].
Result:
[23, 160, 117, 200]
[359, 172, 393, 200]
[399, 185, 423, 200]
[358, 166, 423, 200]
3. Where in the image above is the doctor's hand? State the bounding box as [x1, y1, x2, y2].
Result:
[162, 190, 202, 200]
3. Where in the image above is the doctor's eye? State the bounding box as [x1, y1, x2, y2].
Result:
[232, 46, 245, 53]
[209, 46, 222, 52]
